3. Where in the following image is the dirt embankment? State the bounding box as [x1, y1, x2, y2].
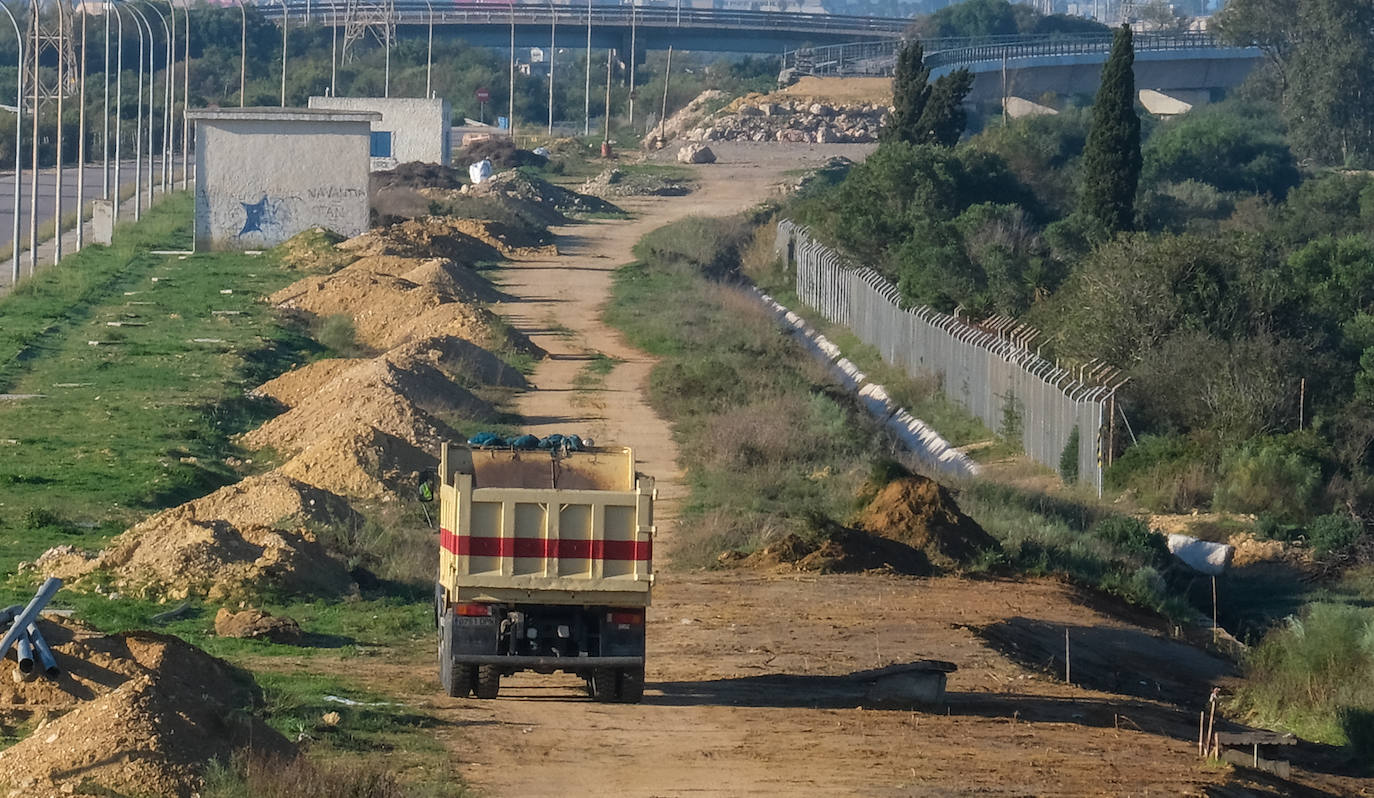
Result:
[0, 622, 290, 797]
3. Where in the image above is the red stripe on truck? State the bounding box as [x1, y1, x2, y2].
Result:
[440, 528, 651, 561]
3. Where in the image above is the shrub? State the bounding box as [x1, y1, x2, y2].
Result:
[20, 507, 63, 530]
[203, 750, 427, 798]
[1105, 434, 1216, 513]
[313, 314, 366, 357]
[1307, 514, 1366, 556]
[1234, 603, 1374, 757]
[1214, 437, 1325, 523]
[1059, 426, 1081, 483]
[1090, 515, 1169, 569]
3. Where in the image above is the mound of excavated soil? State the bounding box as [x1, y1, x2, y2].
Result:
[446, 217, 558, 258]
[242, 358, 490, 457]
[399, 257, 506, 304]
[251, 357, 369, 408]
[0, 626, 290, 797]
[855, 476, 1000, 569]
[579, 167, 693, 198]
[279, 423, 436, 501]
[44, 473, 360, 600]
[735, 526, 931, 576]
[470, 170, 622, 219]
[340, 217, 504, 263]
[386, 333, 531, 389]
[454, 137, 548, 170]
[272, 227, 356, 273]
[372, 161, 468, 191]
[214, 607, 303, 643]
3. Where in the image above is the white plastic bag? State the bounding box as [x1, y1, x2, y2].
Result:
[468, 158, 493, 185]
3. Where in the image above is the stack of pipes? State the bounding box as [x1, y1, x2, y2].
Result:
[0, 577, 63, 680]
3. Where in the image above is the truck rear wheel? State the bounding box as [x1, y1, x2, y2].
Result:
[438, 611, 471, 698]
[473, 665, 501, 699]
[616, 666, 645, 704]
[590, 668, 618, 703]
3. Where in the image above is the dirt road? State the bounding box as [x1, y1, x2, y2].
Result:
[449, 144, 1337, 797]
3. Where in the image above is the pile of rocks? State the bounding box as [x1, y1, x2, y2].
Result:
[685, 99, 889, 144]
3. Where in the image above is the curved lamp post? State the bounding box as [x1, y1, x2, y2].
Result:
[102, 0, 110, 200]
[547, 0, 554, 136]
[76, 8, 87, 252]
[110, 2, 124, 219]
[236, 0, 246, 106]
[125, 3, 152, 218]
[0, 2, 21, 283]
[52, 5, 62, 264]
[181, 1, 189, 190]
[584, 0, 590, 136]
[147, 1, 171, 193]
[279, 0, 287, 106]
[424, 0, 433, 97]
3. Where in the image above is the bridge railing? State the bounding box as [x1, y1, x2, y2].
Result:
[784, 31, 1227, 77]
[253, 1, 909, 36]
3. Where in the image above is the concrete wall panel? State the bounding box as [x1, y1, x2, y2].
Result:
[308, 96, 452, 167]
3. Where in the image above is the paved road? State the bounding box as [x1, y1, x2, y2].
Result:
[0, 156, 187, 249]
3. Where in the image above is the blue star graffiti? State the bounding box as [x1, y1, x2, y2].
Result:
[238, 195, 285, 237]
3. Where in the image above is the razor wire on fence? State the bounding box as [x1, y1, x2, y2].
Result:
[775, 220, 1112, 494]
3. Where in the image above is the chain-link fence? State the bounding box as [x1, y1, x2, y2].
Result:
[776, 220, 1111, 493]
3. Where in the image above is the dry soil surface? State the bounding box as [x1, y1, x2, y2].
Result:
[439, 143, 1363, 797]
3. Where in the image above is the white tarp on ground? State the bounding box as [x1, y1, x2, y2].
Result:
[468, 158, 493, 184]
[754, 288, 980, 480]
[1167, 534, 1234, 575]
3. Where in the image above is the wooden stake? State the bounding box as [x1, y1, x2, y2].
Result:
[1205, 689, 1218, 759]
[1064, 627, 1071, 684]
[1198, 711, 1205, 756]
[1211, 576, 1218, 644]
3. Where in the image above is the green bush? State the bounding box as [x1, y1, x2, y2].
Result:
[1089, 515, 1169, 569]
[1214, 437, 1326, 523]
[1059, 426, 1081, 483]
[1234, 603, 1374, 756]
[313, 314, 366, 358]
[1307, 514, 1366, 556]
[1105, 434, 1216, 513]
[1142, 105, 1300, 198]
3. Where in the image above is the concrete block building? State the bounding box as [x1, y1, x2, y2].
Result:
[307, 96, 452, 170]
[188, 107, 379, 251]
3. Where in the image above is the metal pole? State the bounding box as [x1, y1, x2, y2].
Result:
[0, 3, 21, 283]
[102, 0, 109, 200]
[507, 2, 514, 139]
[547, 1, 554, 136]
[603, 47, 611, 142]
[53, 4, 63, 265]
[279, 0, 287, 106]
[628, 0, 635, 127]
[330, 6, 336, 95]
[425, 0, 433, 97]
[76, 9, 86, 252]
[181, 2, 189, 190]
[583, 0, 590, 136]
[155, 2, 172, 193]
[237, 0, 246, 106]
[112, 4, 123, 220]
[27, 5, 36, 273]
[658, 45, 671, 144]
[383, 1, 391, 98]
[142, 6, 168, 203]
[127, 5, 148, 219]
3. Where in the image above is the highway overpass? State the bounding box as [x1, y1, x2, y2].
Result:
[256, 3, 911, 55]
[782, 34, 1262, 111]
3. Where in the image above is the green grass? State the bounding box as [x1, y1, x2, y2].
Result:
[0, 194, 319, 593]
[572, 352, 621, 393]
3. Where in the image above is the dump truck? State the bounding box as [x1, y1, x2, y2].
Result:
[424, 442, 655, 703]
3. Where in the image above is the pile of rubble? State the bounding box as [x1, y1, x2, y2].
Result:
[579, 167, 693, 198]
[685, 96, 889, 144]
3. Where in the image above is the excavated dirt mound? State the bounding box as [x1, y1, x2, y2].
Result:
[241, 358, 490, 457]
[446, 217, 558, 258]
[0, 626, 290, 797]
[579, 167, 694, 198]
[272, 227, 356, 273]
[398, 257, 506, 304]
[339, 217, 504, 264]
[46, 473, 360, 600]
[470, 170, 622, 219]
[251, 357, 369, 408]
[856, 476, 1000, 568]
[371, 161, 467, 191]
[214, 607, 303, 643]
[454, 137, 548, 169]
[279, 423, 437, 501]
[735, 527, 931, 576]
[386, 333, 531, 389]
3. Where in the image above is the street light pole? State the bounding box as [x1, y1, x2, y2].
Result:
[628, 0, 636, 127]
[144, 4, 170, 197]
[53, 4, 63, 265]
[583, 0, 590, 136]
[126, 4, 150, 219]
[279, 0, 287, 106]
[102, 0, 110, 200]
[27, 6, 37, 273]
[236, 0, 246, 106]
[152, 2, 171, 194]
[181, 2, 190, 190]
[0, 2, 21, 283]
[111, 4, 124, 219]
[383, 2, 391, 98]
[425, 0, 433, 97]
[547, 0, 554, 136]
[76, 8, 87, 252]
[507, 1, 514, 139]
[330, 6, 337, 95]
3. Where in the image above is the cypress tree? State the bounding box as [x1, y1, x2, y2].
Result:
[886, 42, 974, 147]
[1079, 24, 1142, 233]
[915, 69, 975, 147]
[885, 41, 933, 144]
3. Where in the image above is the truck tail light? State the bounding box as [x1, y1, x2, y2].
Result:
[455, 603, 492, 617]
[607, 610, 644, 626]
